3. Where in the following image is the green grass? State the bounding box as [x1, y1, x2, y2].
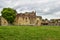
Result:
[0, 26, 60, 40]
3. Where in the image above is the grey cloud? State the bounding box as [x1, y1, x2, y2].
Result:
[0, 0, 60, 19]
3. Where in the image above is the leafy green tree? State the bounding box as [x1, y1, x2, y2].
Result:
[1, 8, 17, 24]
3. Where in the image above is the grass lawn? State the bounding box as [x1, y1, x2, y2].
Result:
[0, 26, 60, 40]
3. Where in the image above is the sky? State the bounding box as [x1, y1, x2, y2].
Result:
[0, 0, 60, 19]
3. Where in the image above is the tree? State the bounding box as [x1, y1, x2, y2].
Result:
[1, 8, 17, 24]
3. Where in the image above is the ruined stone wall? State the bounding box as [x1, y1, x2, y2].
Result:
[1, 17, 8, 26]
[13, 13, 30, 25]
[35, 16, 42, 26]
[13, 11, 42, 26]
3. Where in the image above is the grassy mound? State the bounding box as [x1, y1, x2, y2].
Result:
[0, 26, 60, 40]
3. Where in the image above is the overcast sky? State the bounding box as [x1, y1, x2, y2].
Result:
[0, 0, 60, 19]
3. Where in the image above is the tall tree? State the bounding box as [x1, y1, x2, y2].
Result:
[1, 8, 17, 24]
